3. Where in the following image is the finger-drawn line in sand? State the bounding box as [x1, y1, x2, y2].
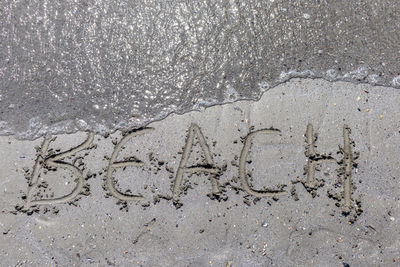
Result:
[301, 123, 361, 219]
[303, 123, 336, 195]
[172, 123, 221, 205]
[106, 128, 154, 201]
[239, 129, 287, 198]
[342, 125, 354, 214]
[132, 218, 157, 245]
[25, 132, 94, 208]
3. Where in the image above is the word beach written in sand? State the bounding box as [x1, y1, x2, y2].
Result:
[16, 123, 361, 219]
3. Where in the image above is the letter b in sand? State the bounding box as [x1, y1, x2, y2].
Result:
[24, 133, 94, 209]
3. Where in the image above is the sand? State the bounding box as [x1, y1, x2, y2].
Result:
[1, 79, 399, 266]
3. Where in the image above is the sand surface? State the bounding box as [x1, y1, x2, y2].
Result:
[1, 79, 399, 266]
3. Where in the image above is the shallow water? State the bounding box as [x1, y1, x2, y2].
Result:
[1, 0, 399, 139]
